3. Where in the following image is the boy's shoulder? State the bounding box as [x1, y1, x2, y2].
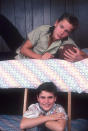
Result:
[34, 25, 51, 32]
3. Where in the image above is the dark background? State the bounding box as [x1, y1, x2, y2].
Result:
[0, 0, 88, 51]
[0, 0, 88, 120]
[0, 89, 88, 120]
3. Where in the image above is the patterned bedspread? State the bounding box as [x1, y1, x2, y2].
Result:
[0, 115, 88, 131]
[0, 59, 88, 93]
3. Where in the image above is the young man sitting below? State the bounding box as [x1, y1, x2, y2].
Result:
[20, 82, 67, 131]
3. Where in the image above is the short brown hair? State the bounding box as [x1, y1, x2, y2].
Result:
[58, 13, 79, 31]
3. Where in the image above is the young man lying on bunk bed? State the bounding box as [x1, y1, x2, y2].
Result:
[0, 13, 88, 62]
[15, 12, 88, 62]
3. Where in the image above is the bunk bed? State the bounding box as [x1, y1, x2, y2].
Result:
[0, 59, 88, 131]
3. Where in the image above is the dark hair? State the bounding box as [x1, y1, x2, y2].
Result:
[48, 13, 79, 34]
[36, 82, 58, 97]
[58, 13, 79, 31]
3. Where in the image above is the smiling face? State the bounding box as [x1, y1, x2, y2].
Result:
[37, 91, 56, 112]
[52, 19, 73, 41]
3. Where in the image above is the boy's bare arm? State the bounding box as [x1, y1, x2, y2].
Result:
[20, 40, 42, 59]
[20, 113, 66, 130]
[20, 40, 53, 59]
[20, 115, 47, 129]
[20, 114, 58, 130]
[45, 113, 66, 131]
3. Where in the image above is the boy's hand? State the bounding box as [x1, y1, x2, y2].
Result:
[46, 113, 65, 121]
[64, 47, 88, 62]
[41, 52, 54, 59]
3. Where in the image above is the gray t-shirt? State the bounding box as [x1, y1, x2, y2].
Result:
[15, 25, 77, 59]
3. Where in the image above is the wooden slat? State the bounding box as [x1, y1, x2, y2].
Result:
[32, 0, 44, 28]
[50, 0, 65, 24]
[25, 0, 33, 36]
[13, 0, 26, 38]
[44, 0, 51, 25]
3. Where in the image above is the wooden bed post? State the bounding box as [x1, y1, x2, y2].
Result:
[22, 88, 29, 131]
[68, 92, 71, 131]
[23, 88, 29, 114]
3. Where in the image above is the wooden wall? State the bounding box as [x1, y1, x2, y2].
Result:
[0, 0, 88, 51]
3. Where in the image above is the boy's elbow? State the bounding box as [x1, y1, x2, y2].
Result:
[20, 122, 25, 129]
[58, 126, 65, 131]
